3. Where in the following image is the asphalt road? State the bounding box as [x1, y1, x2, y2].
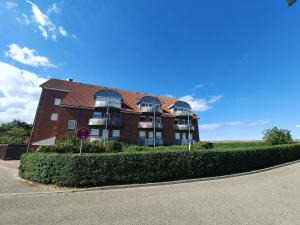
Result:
[1, 161, 300, 225]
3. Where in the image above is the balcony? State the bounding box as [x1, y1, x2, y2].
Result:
[138, 122, 163, 129]
[174, 111, 192, 117]
[137, 138, 164, 146]
[95, 98, 121, 109]
[173, 124, 195, 131]
[89, 118, 121, 127]
[140, 106, 162, 113]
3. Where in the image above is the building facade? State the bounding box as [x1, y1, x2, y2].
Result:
[29, 79, 200, 150]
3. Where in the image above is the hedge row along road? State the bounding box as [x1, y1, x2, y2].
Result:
[19, 144, 300, 187]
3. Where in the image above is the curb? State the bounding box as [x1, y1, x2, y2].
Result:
[1, 159, 300, 197]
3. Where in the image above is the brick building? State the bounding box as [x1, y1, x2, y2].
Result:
[29, 79, 200, 150]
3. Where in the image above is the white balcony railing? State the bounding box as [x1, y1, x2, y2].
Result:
[89, 118, 121, 127]
[174, 111, 192, 117]
[138, 122, 163, 129]
[140, 106, 162, 113]
[95, 98, 121, 109]
[173, 124, 195, 131]
[89, 118, 106, 126]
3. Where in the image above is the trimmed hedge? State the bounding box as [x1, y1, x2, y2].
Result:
[19, 144, 300, 187]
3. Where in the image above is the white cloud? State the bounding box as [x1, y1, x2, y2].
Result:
[199, 119, 272, 130]
[47, 3, 60, 15]
[0, 61, 47, 124]
[5, 43, 55, 68]
[16, 13, 31, 25]
[296, 125, 300, 128]
[180, 95, 222, 112]
[26, 1, 68, 40]
[5, 1, 17, 9]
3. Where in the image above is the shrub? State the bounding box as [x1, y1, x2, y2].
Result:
[263, 127, 293, 145]
[55, 132, 80, 148]
[19, 144, 300, 187]
[193, 141, 214, 149]
[103, 140, 123, 153]
[37, 139, 122, 153]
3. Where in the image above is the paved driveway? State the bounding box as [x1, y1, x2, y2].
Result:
[1, 160, 300, 225]
[0, 160, 54, 195]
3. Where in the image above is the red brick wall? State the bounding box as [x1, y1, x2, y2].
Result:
[30, 88, 200, 150]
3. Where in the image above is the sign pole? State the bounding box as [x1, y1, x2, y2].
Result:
[80, 140, 83, 155]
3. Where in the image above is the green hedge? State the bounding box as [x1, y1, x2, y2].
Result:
[19, 144, 300, 187]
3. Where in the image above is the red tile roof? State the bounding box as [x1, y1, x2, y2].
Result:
[41, 79, 182, 115]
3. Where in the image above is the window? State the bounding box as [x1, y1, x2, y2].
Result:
[182, 133, 187, 139]
[112, 130, 120, 138]
[67, 120, 76, 130]
[54, 98, 61, 106]
[50, 113, 58, 121]
[104, 113, 110, 119]
[155, 117, 161, 125]
[156, 132, 162, 139]
[148, 131, 153, 139]
[175, 133, 180, 140]
[93, 112, 101, 118]
[180, 119, 186, 125]
[91, 129, 99, 136]
[188, 133, 193, 140]
[102, 129, 109, 139]
[139, 131, 146, 138]
[174, 119, 179, 125]
[140, 116, 146, 122]
[148, 117, 153, 122]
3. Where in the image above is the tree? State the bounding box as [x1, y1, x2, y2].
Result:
[0, 120, 32, 144]
[263, 127, 293, 145]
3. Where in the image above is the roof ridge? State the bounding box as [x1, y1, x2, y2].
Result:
[44, 78, 180, 101]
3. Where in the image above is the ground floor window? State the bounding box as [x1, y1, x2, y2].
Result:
[156, 132, 162, 139]
[112, 130, 120, 138]
[175, 133, 180, 140]
[91, 129, 99, 136]
[102, 129, 109, 139]
[148, 131, 153, 138]
[50, 113, 58, 121]
[139, 131, 146, 138]
[67, 120, 77, 130]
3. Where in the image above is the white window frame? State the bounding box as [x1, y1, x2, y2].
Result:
[54, 98, 61, 106]
[67, 120, 77, 130]
[50, 113, 58, 121]
[112, 130, 120, 138]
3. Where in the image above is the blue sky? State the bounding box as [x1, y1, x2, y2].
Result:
[0, 0, 299, 140]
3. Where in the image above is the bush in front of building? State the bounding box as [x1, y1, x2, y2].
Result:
[20, 143, 300, 187]
[37, 140, 122, 153]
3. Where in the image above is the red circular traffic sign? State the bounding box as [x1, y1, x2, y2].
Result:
[76, 128, 90, 140]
